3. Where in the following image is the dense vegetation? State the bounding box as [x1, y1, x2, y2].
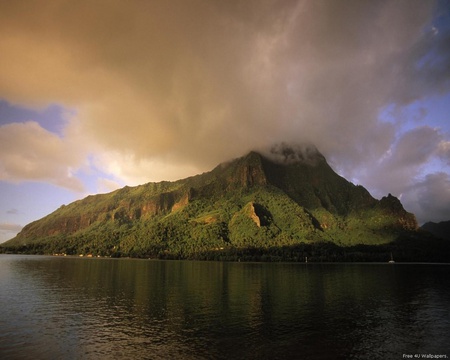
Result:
[3, 146, 445, 262]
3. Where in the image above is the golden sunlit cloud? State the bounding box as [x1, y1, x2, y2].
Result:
[0, 121, 85, 191]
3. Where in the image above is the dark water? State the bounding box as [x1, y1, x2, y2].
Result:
[0, 255, 449, 360]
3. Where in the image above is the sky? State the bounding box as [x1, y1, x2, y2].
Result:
[1, 0, 450, 243]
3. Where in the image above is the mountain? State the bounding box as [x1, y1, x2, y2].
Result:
[3, 144, 446, 261]
[421, 221, 450, 241]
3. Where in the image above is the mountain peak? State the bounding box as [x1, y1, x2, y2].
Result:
[1, 143, 423, 260]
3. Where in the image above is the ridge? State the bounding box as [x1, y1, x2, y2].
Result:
[1, 144, 430, 261]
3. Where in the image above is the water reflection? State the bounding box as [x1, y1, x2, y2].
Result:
[1, 256, 449, 359]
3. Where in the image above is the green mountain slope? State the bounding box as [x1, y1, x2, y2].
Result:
[1, 145, 430, 260]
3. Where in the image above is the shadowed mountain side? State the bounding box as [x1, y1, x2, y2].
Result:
[1, 146, 427, 260]
[421, 220, 450, 241]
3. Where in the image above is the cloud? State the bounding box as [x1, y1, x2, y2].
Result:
[97, 178, 123, 194]
[437, 140, 450, 165]
[388, 126, 441, 169]
[0, 222, 23, 233]
[0, 222, 22, 243]
[355, 126, 450, 223]
[6, 208, 19, 215]
[0, 1, 445, 171]
[359, 126, 444, 196]
[0, 1, 449, 221]
[403, 172, 450, 224]
[0, 121, 85, 191]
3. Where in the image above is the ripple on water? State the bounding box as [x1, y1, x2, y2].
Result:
[1, 257, 450, 359]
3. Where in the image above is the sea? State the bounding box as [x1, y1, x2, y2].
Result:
[0, 255, 449, 359]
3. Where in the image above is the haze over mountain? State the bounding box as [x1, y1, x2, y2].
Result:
[4, 144, 443, 262]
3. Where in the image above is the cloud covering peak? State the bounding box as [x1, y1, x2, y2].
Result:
[0, 0, 449, 224]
